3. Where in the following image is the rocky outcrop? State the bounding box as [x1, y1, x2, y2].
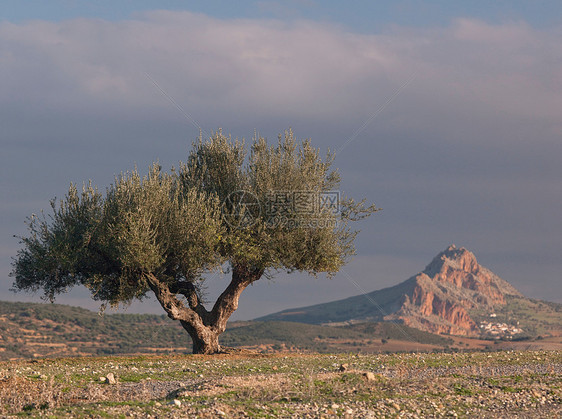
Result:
[387, 245, 522, 336]
[406, 279, 477, 332]
[423, 245, 520, 304]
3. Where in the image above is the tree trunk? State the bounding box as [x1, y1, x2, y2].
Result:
[180, 320, 221, 355]
[146, 264, 263, 355]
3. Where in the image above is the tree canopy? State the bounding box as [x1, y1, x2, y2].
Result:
[11, 130, 378, 353]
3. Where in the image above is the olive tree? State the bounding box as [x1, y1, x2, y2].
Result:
[11, 130, 378, 354]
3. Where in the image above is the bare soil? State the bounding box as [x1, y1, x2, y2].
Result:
[0, 350, 560, 418]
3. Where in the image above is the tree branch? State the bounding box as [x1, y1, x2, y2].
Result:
[168, 280, 210, 321]
[209, 264, 264, 332]
[144, 273, 202, 325]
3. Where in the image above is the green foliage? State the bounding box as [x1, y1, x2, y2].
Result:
[183, 130, 247, 203]
[91, 164, 223, 305]
[221, 320, 452, 352]
[11, 164, 223, 307]
[11, 128, 377, 316]
[346, 322, 454, 346]
[11, 182, 103, 302]
[183, 129, 378, 275]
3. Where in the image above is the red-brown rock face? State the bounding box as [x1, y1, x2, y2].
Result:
[405, 276, 478, 335]
[425, 245, 506, 305]
[390, 245, 521, 336]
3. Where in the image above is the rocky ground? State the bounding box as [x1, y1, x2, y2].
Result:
[0, 350, 560, 418]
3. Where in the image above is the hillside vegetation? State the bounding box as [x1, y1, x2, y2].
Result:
[222, 321, 453, 352]
[0, 301, 454, 360]
[470, 295, 562, 339]
[0, 301, 189, 359]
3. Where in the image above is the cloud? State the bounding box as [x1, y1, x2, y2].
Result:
[2, 13, 560, 147]
[0, 12, 400, 127]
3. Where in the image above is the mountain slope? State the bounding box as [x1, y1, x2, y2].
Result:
[0, 301, 190, 359]
[258, 245, 561, 338]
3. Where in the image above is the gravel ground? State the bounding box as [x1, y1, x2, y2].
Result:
[0, 350, 560, 418]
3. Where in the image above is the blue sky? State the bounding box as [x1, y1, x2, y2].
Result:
[1, 1, 561, 319]
[3, 1, 562, 29]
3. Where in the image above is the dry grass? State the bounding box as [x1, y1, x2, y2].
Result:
[1, 351, 561, 418]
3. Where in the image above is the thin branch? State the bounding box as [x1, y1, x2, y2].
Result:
[169, 280, 210, 320]
[144, 273, 201, 324]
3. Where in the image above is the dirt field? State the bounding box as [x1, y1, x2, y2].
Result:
[0, 350, 560, 418]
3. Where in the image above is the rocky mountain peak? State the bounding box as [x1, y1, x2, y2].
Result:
[394, 245, 524, 336]
[414, 245, 511, 308]
[423, 244, 479, 278]
[259, 245, 527, 338]
[420, 245, 521, 297]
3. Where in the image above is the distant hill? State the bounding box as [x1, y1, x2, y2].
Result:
[0, 301, 451, 360]
[0, 301, 189, 360]
[222, 320, 453, 353]
[258, 245, 562, 340]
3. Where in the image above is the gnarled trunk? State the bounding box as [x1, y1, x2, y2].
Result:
[146, 264, 263, 354]
[180, 320, 221, 354]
